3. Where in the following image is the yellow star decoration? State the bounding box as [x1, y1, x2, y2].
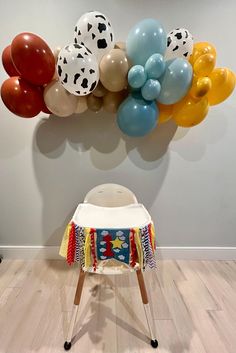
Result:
[110, 237, 124, 249]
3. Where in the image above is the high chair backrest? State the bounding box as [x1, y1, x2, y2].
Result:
[84, 183, 138, 207]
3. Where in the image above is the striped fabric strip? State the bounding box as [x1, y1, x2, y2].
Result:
[141, 225, 156, 269]
[75, 224, 80, 262]
[78, 226, 85, 268]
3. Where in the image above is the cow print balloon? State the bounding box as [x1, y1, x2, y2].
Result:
[56, 43, 99, 96]
[165, 28, 193, 61]
[74, 11, 114, 62]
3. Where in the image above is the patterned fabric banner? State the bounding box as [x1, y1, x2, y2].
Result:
[60, 222, 156, 271]
[96, 228, 130, 264]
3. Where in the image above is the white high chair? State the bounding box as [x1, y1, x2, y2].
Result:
[63, 184, 158, 350]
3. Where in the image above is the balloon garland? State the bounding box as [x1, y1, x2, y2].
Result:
[1, 11, 235, 136]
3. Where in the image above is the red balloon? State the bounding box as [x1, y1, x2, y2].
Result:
[1, 76, 44, 118]
[2, 45, 19, 76]
[11, 32, 55, 85]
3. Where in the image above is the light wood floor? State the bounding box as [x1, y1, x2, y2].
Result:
[0, 260, 235, 353]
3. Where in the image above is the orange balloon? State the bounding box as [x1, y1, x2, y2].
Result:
[189, 42, 216, 65]
[189, 76, 212, 99]
[173, 96, 209, 127]
[207, 68, 235, 105]
[157, 103, 173, 123]
[193, 54, 216, 77]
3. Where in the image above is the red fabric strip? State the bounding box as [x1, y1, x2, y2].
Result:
[130, 228, 137, 267]
[67, 222, 76, 265]
[90, 228, 97, 271]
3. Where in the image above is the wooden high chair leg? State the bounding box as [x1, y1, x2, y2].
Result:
[136, 269, 158, 348]
[64, 270, 86, 351]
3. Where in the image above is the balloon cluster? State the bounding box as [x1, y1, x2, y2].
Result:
[1, 11, 235, 137]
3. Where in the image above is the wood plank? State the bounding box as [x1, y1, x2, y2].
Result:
[0, 259, 236, 353]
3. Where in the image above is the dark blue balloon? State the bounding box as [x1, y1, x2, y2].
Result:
[117, 93, 158, 137]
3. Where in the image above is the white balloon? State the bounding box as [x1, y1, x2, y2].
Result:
[74, 11, 114, 62]
[165, 28, 193, 60]
[57, 43, 99, 96]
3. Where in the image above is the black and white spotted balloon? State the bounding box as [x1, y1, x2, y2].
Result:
[165, 28, 193, 61]
[56, 43, 99, 96]
[74, 11, 114, 62]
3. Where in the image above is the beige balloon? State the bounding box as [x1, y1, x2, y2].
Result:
[103, 90, 128, 113]
[52, 47, 61, 80]
[114, 42, 132, 69]
[53, 46, 62, 61]
[87, 94, 103, 112]
[92, 81, 108, 97]
[44, 80, 77, 117]
[100, 48, 129, 92]
[114, 41, 126, 51]
[75, 96, 88, 113]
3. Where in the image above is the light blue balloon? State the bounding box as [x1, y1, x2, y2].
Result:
[126, 19, 166, 66]
[145, 53, 166, 79]
[128, 65, 147, 89]
[117, 93, 158, 137]
[158, 58, 193, 104]
[141, 79, 161, 101]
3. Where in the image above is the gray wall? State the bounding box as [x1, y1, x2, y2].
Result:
[0, 0, 236, 247]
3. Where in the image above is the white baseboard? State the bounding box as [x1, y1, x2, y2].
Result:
[0, 246, 61, 260]
[156, 247, 236, 260]
[0, 246, 235, 260]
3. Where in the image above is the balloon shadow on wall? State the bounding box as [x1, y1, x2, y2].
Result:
[32, 110, 177, 246]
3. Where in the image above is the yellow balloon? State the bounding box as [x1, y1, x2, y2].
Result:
[207, 68, 236, 106]
[190, 76, 212, 99]
[157, 103, 173, 123]
[173, 96, 209, 127]
[193, 54, 216, 77]
[189, 42, 217, 65]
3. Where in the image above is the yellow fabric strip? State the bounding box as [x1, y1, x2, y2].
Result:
[59, 223, 71, 258]
[84, 227, 91, 268]
[151, 223, 156, 251]
[134, 227, 143, 269]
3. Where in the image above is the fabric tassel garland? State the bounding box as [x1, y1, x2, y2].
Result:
[60, 219, 156, 271]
